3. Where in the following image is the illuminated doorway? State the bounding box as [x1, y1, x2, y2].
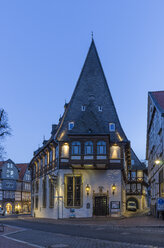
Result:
[15, 203, 21, 213]
[6, 203, 12, 214]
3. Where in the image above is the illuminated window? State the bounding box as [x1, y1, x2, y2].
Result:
[71, 141, 81, 155]
[97, 141, 106, 154]
[109, 123, 115, 132]
[68, 122, 74, 130]
[61, 143, 69, 158]
[85, 141, 93, 155]
[110, 145, 121, 159]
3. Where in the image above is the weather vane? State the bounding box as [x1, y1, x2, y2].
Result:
[91, 31, 93, 39]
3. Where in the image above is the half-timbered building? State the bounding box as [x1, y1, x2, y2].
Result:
[30, 39, 142, 218]
[126, 150, 148, 210]
[146, 91, 164, 217]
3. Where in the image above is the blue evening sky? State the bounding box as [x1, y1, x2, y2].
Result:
[0, 0, 164, 163]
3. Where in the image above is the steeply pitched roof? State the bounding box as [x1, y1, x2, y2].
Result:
[131, 149, 146, 170]
[149, 91, 164, 114]
[16, 163, 29, 180]
[55, 39, 128, 142]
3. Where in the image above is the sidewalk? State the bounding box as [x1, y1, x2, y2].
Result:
[19, 214, 164, 228]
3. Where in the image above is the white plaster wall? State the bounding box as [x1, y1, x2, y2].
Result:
[32, 169, 124, 219]
[58, 169, 123, 219]
[32, 176, 58, 219]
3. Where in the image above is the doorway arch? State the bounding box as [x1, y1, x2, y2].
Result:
[5, 203, 12, 214]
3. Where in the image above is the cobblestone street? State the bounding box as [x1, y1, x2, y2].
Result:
[0, 215, 164, 248]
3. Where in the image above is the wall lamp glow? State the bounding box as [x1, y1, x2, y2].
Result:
[112, 184, 116, 195]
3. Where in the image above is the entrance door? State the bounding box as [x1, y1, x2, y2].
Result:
[94, 196, 108, 216]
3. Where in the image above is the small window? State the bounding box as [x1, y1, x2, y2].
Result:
[85, 141, 93, 155]
[131, 160, 134, 165]
[98, 106, 102, 112]
[61, 143, 69, 158]
[72, 141, 81, 155]
[68, 122, 74, 130]
[110, 145, 121, 159]
[109, 123, 115, 132]
[81, 105, 86, 111]
[97, 141, 106, 155]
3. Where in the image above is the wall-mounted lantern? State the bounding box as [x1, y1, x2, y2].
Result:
[112, 184, 116, 195]
[155, 159, 161, 165]
[85, 184, 90, 196]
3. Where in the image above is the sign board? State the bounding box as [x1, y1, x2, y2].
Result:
[111, 201, 120, 210]
[157, 198, 164, 211]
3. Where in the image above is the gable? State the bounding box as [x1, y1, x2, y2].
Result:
[55, 40, 128, 143]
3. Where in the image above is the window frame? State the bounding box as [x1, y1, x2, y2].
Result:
[97, 141, 106, 155]
[109, 123, 115, 132]
[71, 141, 81, 155]
[85, 141, 93, 155]
[68, 122, 74, 130]
[65, 175, 82, 208]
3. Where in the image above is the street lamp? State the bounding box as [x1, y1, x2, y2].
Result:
[155, 159, 161, 165]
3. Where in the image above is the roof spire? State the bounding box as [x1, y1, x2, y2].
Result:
[91, 31, 93, 40]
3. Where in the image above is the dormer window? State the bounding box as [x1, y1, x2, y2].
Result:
[68, 122, 74, 130]
[7, 163, 13, 169]
[109, 123, 115, 132]
[81, 105, 86, 111]
[98, 106, 102, 112]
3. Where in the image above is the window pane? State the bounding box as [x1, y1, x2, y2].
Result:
[85, 142, 93, 154]
[110, 145, 120, 159]
[72, 142, 81, 155]
[74, 177, 81, 206]
[67, 177, 73, 206]
[97, 141, 106, 154]
[61, 144, 69, 157]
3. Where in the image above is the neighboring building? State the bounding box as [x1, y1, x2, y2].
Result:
[126, 150, 148, 210]
[0, 159, 31, 214]
[146, 91, 164, 216]
[30, 39, 142, 219]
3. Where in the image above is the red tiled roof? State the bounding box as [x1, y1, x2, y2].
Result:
[152, 91, 164, 112]
[15, 163, 29, 180]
